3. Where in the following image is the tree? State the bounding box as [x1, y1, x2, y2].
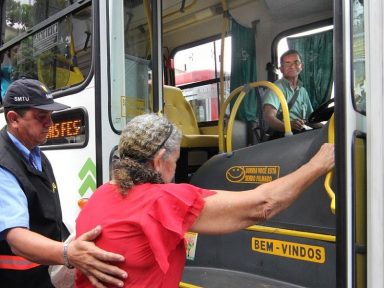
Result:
[6, 0, 33, 31]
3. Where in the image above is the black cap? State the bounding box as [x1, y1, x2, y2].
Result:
[3, 78, 70, 111]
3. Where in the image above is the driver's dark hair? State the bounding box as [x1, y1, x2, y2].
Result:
[280, 49, 303, 65]
[4, 107, 29, 123]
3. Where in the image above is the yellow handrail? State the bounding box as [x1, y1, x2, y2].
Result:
[218, 81, 292, 153]
[218, 85, 244, 152]
[219, 0, 230, 106]
[179, 281, 202, 288]
[324, 113, 336, 214]
[246, 225, 336, 243]
[143, 0, 152, 60]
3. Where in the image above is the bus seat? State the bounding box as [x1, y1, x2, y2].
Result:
[163, 86, 218, 147]
[163, 86, 218, 182]
[37, 55, 85, 88]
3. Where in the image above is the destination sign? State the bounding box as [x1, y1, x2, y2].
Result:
[43, 108, 87, 147]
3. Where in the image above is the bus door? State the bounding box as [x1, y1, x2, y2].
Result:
[337, 0, 382, 287]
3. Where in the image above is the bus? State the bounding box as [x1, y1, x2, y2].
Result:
[0, 0, 381, 287]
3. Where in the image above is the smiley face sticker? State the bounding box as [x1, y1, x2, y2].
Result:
[226, 166, 246, 182]
[226, 166, 280, 183]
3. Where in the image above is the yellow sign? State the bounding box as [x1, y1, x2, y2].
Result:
[251, 237, 325, 263]
[226, 166, 280, 183]
[121, 96, 145, 118]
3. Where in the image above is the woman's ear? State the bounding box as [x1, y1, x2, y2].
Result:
[152, 148, 166, 172]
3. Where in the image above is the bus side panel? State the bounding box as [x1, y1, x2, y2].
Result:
[45, 81, 97, 232]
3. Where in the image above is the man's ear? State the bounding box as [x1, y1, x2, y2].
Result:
[6, 111, 19, 126]
[152, 149, 166, 172]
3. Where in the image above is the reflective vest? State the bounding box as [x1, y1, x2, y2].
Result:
[0, 127, 69, 288]
[0, 255, 40, 270]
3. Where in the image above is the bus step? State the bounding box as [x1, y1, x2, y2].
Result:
[182, 267, 305, 288]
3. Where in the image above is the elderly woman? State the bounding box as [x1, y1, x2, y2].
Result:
[75, 113, 334, 288]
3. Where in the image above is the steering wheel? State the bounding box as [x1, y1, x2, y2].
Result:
[307, 98, 334, 124]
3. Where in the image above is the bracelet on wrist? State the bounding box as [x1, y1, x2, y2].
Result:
[63, 242, 74, 269]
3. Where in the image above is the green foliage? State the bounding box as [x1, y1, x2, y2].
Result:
[6, 0, 33, 31]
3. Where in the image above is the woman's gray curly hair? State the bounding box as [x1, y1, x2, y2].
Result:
[113, 113, 181, 194]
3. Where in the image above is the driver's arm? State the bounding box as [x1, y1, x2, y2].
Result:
[263, 104, 285, 132]
[263, 104, 306, 132]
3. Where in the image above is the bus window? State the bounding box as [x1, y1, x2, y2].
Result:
[0, 46, 17, 100]
[173, 37, 231, 122]
[0, 2, 91, 97]
[352, 0, 366, 114]
[3, 0, 80, 43]
[109, 0, 152, 132]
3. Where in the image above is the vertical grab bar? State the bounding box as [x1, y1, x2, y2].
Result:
[324, 113, 336, 214]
